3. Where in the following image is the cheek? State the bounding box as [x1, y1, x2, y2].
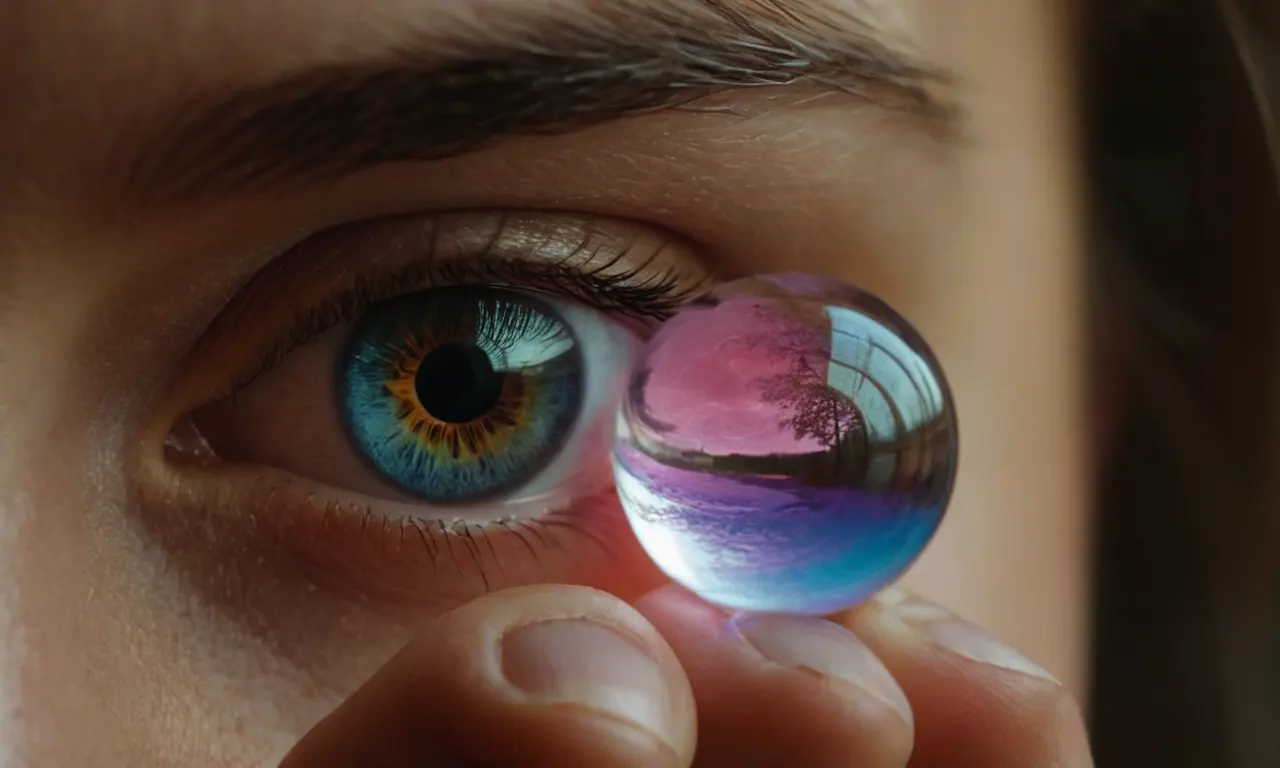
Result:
[8, 421, 297, 764]
[0, 492, 28, 768]
[1, 327, 111, 764]
[0, 323, 387, 764]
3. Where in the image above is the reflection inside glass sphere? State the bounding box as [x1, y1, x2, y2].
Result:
[612, 274, 958, 615]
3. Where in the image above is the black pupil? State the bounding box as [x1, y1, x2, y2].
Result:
[415, 342, 505, 424]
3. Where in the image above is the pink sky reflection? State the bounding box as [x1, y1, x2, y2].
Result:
[640, 298, 827, 456]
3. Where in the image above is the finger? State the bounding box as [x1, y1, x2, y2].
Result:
[280, 585, 697, 768]
[839, 588, 1093, 768]
[636, 585, 914, 768]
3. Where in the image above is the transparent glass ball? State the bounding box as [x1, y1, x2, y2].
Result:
[612, 274, 958, 615]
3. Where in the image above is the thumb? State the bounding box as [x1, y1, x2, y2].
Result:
[279, 585, 696, 768]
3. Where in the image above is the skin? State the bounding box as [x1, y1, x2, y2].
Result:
[0, 0, 1090, 765]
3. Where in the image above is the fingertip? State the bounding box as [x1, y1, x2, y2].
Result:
[852, 587, 1063, 690]
[450, 585, 697, 766]
[444, 584, 667, 643]
[728, 612, 914, 728]
[633, 584, 729, 636]
[283, 585, 697, 768]
[636, 585, 915, 767]
[842, 588, 1093, 768]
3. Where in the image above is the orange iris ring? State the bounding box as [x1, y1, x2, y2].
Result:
[381, 329, 538, 466]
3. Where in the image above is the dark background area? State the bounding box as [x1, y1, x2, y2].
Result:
[1086, 1, 1279, 765]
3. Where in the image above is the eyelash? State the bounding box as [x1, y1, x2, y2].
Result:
[232, 233, 708, 396]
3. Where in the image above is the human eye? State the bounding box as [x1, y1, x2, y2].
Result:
[143, 210, 711, 608]
[338, 286, 618, 503]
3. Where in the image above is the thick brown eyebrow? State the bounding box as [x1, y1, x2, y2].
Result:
[123, 0, 952, 203]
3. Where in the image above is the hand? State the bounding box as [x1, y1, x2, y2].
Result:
[280, 584, 1092, 767]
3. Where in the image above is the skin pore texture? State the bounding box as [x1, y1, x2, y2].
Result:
[0, 0, 1086, 765]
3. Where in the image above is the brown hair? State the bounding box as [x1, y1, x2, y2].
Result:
[1086, 1, 1278, 764]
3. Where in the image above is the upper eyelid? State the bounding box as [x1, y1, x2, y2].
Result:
[165, 210, 713, 411]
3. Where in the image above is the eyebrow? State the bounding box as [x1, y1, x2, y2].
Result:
[124, 0, 952, 203]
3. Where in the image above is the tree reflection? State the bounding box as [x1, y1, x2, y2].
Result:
[743, 304, 861, 452]
[758, 352, 858, 448]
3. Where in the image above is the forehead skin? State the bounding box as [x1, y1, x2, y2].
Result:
[0, 1, 1087, 765]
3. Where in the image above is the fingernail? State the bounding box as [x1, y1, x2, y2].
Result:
[923, 620, 1060, 682]
[502, 619, 675, 740]
[732, 614, 913, 723]
[876, 589, 1059, 683]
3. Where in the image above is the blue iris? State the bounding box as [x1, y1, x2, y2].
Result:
[339, 287, 583, 501]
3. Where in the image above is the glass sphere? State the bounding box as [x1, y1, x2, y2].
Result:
[612, 274, 958, 615]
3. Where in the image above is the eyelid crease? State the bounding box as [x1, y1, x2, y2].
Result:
[175, 210, 714, 408]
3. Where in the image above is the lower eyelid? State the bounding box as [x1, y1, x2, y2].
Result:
[137, 455, 664, 611]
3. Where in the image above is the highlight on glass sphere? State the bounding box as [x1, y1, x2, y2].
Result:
[612, 273, 958, 616]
